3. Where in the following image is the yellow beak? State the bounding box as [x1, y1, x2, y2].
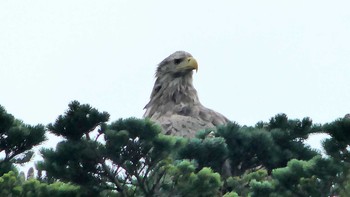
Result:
[185, 57, 198, 72]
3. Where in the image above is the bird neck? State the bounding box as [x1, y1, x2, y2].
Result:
[167, 74, 199, 103]
[143, 73, 201, 118]
[151, 73, 200, 105]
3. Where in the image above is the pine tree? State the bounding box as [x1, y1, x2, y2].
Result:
[3, 100, 347, 196]
[0, 105, 46, 175]
[37, 101, 176, 196]
[322, 115, 350, 195]
[37, 101, 227, 196]
[0, 170, 84, 197]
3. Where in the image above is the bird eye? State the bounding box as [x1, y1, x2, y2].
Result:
[173, 58, 182, 65]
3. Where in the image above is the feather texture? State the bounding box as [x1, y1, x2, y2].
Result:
[144, 51, 228, 137]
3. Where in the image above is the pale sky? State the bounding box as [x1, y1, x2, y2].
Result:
[1, 1, 349, 157]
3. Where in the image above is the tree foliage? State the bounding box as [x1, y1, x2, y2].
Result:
[0, 105, 46, 175]
[1, 101, 350, 196]
[0, 170, 83, 197]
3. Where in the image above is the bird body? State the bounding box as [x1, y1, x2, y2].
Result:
[144, 51, 228, 138]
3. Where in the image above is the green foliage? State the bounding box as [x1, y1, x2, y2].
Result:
[104, 118, 182, 196]
[161, 160, 222, 197]
[199, 123, 275, 176]
[222, 191, 239, 197]
[226, 170, 271, 196]
[39, 101, 183, 196]
[105, 117, 170, 166]
[0, 105, 46, 175]
[179, 136, 228, 173]
[20, 179, 83, 197]
[249, 180, 274, 197]
[213, 115, 318, 177]
[261, 114, 319, 171]
[271, 156, 340, 197]
[187, 167, 222, 196]
[47, 100, 109, 140]
[2, 101, 349, 196]
[321, 116, 350, 195]
[38, 101, 111, 195]
[38, 140, 105, 188]
[339, 169, 350, 196]
[0, 171, 22, 196]
[0, 170, 83, 197]
[323, 117, 350, 162]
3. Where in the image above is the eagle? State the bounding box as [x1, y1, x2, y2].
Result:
[143, 51, 229, 138]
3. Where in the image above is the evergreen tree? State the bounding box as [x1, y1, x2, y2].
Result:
[2, 100, 348, 196]
[37, 101, 168, 196]
[0, 170, 84, 197]
[261, 114, 319, 170]
[180, 114, 319, 177]
[157, 160, 223, 197]
[0, 105, 46, 175]
[271, 156, 341, 197]
[322, 115, 350, 194]
[37, 101, 229, 197]
[323, 116, 350, 163]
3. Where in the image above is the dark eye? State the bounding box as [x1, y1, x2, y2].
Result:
[174, 58, 182, 65]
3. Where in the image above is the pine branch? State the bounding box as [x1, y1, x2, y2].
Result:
[101, 160, 127, 197]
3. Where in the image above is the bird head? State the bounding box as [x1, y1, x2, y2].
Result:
[156, 51, 198, 78]
[144, 51, 229, 138]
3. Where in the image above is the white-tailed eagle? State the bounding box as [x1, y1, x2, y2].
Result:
[144, 51, 229, 138]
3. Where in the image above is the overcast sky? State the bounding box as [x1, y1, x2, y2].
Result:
[1, 1, 349, 155]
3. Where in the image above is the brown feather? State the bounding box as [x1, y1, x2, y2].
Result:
[143, 51, 229, 138]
